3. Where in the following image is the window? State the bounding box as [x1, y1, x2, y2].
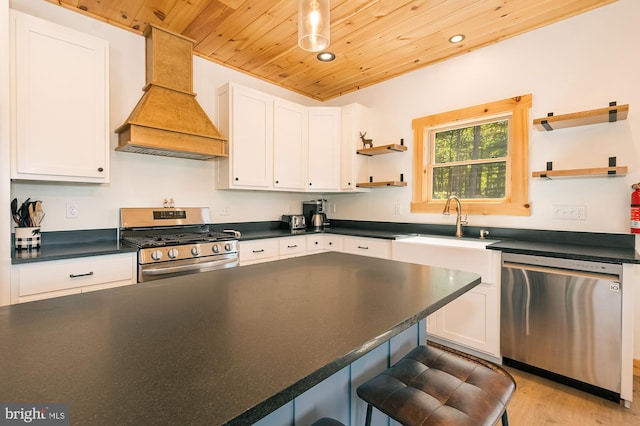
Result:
[411, 94, 531, 216]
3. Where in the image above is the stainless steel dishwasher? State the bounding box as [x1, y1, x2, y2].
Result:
[501, 252, 622, 401]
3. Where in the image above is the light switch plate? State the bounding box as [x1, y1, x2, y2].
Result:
[552, 205, 586, 220]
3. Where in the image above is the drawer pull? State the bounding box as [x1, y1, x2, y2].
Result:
[69, 271, 94, 278]
[252, 249, 265, 253]
[287, 245, 298, 248]
[357, 246, 369, 250]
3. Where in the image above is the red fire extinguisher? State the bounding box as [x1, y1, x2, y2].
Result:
[631, 183, 640, 234]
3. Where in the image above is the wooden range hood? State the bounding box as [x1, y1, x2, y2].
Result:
[115, 25, 227, 160]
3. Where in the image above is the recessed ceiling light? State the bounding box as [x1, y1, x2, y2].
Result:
[449, 34, 465, 43]
[317, 51, 335, 62]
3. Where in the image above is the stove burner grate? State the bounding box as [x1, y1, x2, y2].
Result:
[122, 231, 236, 248]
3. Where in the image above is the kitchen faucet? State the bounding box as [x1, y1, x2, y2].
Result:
[442, 195, 468, 237]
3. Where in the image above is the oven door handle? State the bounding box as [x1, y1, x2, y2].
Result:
[502, 261, 620, 281]
[142, 256, 238, 276]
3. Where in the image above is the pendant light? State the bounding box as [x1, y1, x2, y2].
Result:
[298, 0, 330, 52]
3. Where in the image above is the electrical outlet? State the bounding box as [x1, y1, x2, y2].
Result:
[219, 206, 230, 216]
[394, 204, 402, 215]
[331, 203, 337, 213]
[66, 203, 79, 219]
[552, 205, 586, 220]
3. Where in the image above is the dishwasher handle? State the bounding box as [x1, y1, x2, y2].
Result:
[502, 261, 620, 282]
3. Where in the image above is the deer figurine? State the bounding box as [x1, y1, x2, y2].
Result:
[359, 132, 373, 149]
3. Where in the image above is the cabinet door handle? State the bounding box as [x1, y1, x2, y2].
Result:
[252, 249, 264, 253]
[357, 246, 369, 250]
[287, 245, 298, 248]
[70, 271, 94, 278]
[97, 167, 104, 172]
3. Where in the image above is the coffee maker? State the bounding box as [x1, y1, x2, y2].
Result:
[303, 199, 328, 230]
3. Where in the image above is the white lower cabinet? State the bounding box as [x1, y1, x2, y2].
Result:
[278, 236, 307, 259]
[342, 236, 391, 259]
[306, 234, 325, 254]
[12, 253, 136, 303]
[392, 239, 500, 358]
[238, 239, 279, 266]
[307, 234, 343, 254]
[241, 235, 344, 265]
[323, 235, 343, 252]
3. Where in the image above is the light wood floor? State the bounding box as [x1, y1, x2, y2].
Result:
[505, 367, 640, 425]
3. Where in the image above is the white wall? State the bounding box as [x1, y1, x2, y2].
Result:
[327, 0, 640, 235]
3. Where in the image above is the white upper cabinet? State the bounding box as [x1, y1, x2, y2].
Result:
[10, 11, 109, 183]
[216, 83, 273, 189]
[308, 107, 340, 192]
[273, 99, 308, 190]
[341, 103, 370, 191]
[217, 83, 346, 193]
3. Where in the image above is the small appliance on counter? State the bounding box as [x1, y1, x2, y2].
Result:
[281, 214, 306, 231]
[303, 199, 330, 230]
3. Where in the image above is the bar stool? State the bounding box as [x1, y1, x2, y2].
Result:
[356, 342, 515, 426]
[310, 418, 346, 426]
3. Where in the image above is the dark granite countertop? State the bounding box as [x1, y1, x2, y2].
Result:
[11, 229, 136, 265]
[0, 252, 481, 425]
[12, 240, 136, 264]
[11, 221, 639, 265]
[238, 226, 408, 241]
[487, 239, 640, 264]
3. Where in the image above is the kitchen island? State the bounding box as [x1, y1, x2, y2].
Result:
[0, 252, 481, 425]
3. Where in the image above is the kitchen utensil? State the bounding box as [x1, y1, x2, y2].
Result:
[28, 202, 34, 227]
[34, 201, 44, 227]
[19, 198, 31, 227]
[11, 198, 19, 225]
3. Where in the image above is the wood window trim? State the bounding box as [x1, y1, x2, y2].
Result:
[411, 94, 532, 216]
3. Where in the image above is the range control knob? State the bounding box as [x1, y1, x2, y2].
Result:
[168, 248, 179, 259]
[191, 246, 201, 256]
[212, 244, 220, 253]
[151, 250, 163, 261]
[224, 243, 232, 252]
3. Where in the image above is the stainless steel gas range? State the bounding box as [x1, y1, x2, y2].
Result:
[119, 207, 239, 282]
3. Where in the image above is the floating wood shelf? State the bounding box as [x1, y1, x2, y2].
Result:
[356, 181, 408, 188]
[357, 144, 407, 156]
[532, 166, 627, 179]
[533, 102, 629, 131]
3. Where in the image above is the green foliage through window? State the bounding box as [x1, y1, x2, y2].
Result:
[431, 118, 509, 200]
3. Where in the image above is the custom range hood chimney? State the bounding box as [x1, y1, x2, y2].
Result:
[115, 25, 227, 160]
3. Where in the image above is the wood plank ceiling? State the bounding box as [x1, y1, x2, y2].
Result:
[46, 0, 616, 101]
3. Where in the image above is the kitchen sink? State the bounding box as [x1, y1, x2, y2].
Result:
[395, 235, 498, 249]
